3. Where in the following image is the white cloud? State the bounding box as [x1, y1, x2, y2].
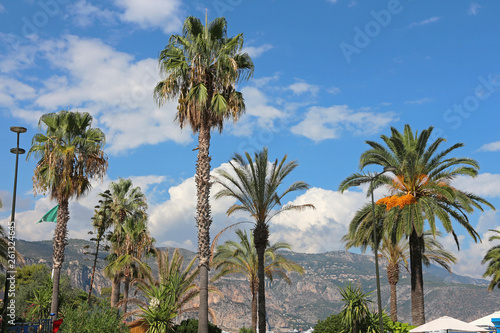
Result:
[226, 86, 286, 137]
[0, 76, 37, 106]
[441, 218, 500, 279]
[0, 3, 5, 12]
[114, 0, 183, 34]
[468, 3, 482, 15]
[478, 141, 500, 152]
[405, 98, 432, 105]
[288, 81, 320, 96]
[8, 35, 191, 153]
[453, 173, 500, 198]
[291, 105, 397, 142]
[409, 17, 440, 28]
[270, 188, 368, 253]
[66, 0, 118, 27]
[241, 44, 273, 58]
[327, 86, 340, 95]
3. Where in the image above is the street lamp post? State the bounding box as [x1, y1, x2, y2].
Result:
[2, 126, 27, 330]
[370, 166, 396, 333]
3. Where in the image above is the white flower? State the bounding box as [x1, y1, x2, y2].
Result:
[149, 297, 160, 310]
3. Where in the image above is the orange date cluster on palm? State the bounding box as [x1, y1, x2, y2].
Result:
[376, 193, 417, 211]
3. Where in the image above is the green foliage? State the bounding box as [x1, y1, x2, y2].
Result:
[58, 301, 129, 333]
[385, 320, 416, 333]
[339, 283, 372, 333]
[313, 313, 344, 333]
[26, 286, 52, 321]
[138, 283, 178, 333]
[173, 319, 222, 333]
[238, 327, 255, 333]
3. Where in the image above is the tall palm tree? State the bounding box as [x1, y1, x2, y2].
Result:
[338, 124, 494, 325]
[154, 15, 254, 333]
[28, 110, 108, 318]
[102, 178, 148, 307]
[342, 204, 456, 322]
[212, 229, 304, 332]
[106, 215, 154, 314]
[215, 147, 314, 333]
[482, 229, 500, 291]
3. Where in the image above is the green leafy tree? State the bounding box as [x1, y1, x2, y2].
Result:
[338, 124, 494, 325]
[28, 110, 108, 318]
[342, 203, 457, 322]
[212, 229, 304, 332]
[26, 287, 52, 321]
[154, 15, 254, 333]
[482, 229, 500, 290]
[313, 313, 344, 333]
[215, 147, 313, 333]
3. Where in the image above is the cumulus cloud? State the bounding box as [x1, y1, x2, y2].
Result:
[66, 1, 118, 27]
[114, 0, 183, 34]
[288, 81, 320, 96]
[270, 188, 368, 253]
[452, 173, 500, 198]
[478, 141, 500, 152]
[241, 44, 273, 58]
[290, 105, 397, 142]
[5, 35, 191, 153]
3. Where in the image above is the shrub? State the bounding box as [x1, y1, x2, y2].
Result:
[239, 327, 255, 333]
[313, 313, 344, 333]
[174, 319, 222, 333]
[58, 301, 129, 333]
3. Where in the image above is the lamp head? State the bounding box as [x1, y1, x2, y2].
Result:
[383, 166, 396, 173]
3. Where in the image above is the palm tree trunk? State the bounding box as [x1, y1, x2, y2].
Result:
[122, 277, 129, 315]
[50, 198, 70, 319]
[254, 223, 269, 333]
[197, 123, 213, 333]
[111, 276, 121, 307]
[87, 238, 101, 305]
[409, 229, 425, 326]
[387, 262, 400, 322]
[251, 279, 258, 332]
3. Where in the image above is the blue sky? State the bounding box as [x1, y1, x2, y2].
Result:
[1, 0, 500, 279]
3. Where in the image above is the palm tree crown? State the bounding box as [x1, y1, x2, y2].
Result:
[339, 124, 494, 326]
[482, 229, 500, 291]
[212, 229, 304, 331]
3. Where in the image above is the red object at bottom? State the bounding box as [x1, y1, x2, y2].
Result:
[52, 319, 63, 333]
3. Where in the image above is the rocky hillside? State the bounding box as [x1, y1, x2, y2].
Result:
[16, 239, 500, 332]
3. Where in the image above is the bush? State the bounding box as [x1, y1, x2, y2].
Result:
[239, 327, 255, 333]
[58, 301, 129, 333]
[174, 319, 222, 333]
[313, 313, 344, 333]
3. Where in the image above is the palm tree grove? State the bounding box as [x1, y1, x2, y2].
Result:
[1, 6, 500, 333]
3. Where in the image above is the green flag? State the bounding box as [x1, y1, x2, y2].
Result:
[37, 205, 58, 223]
